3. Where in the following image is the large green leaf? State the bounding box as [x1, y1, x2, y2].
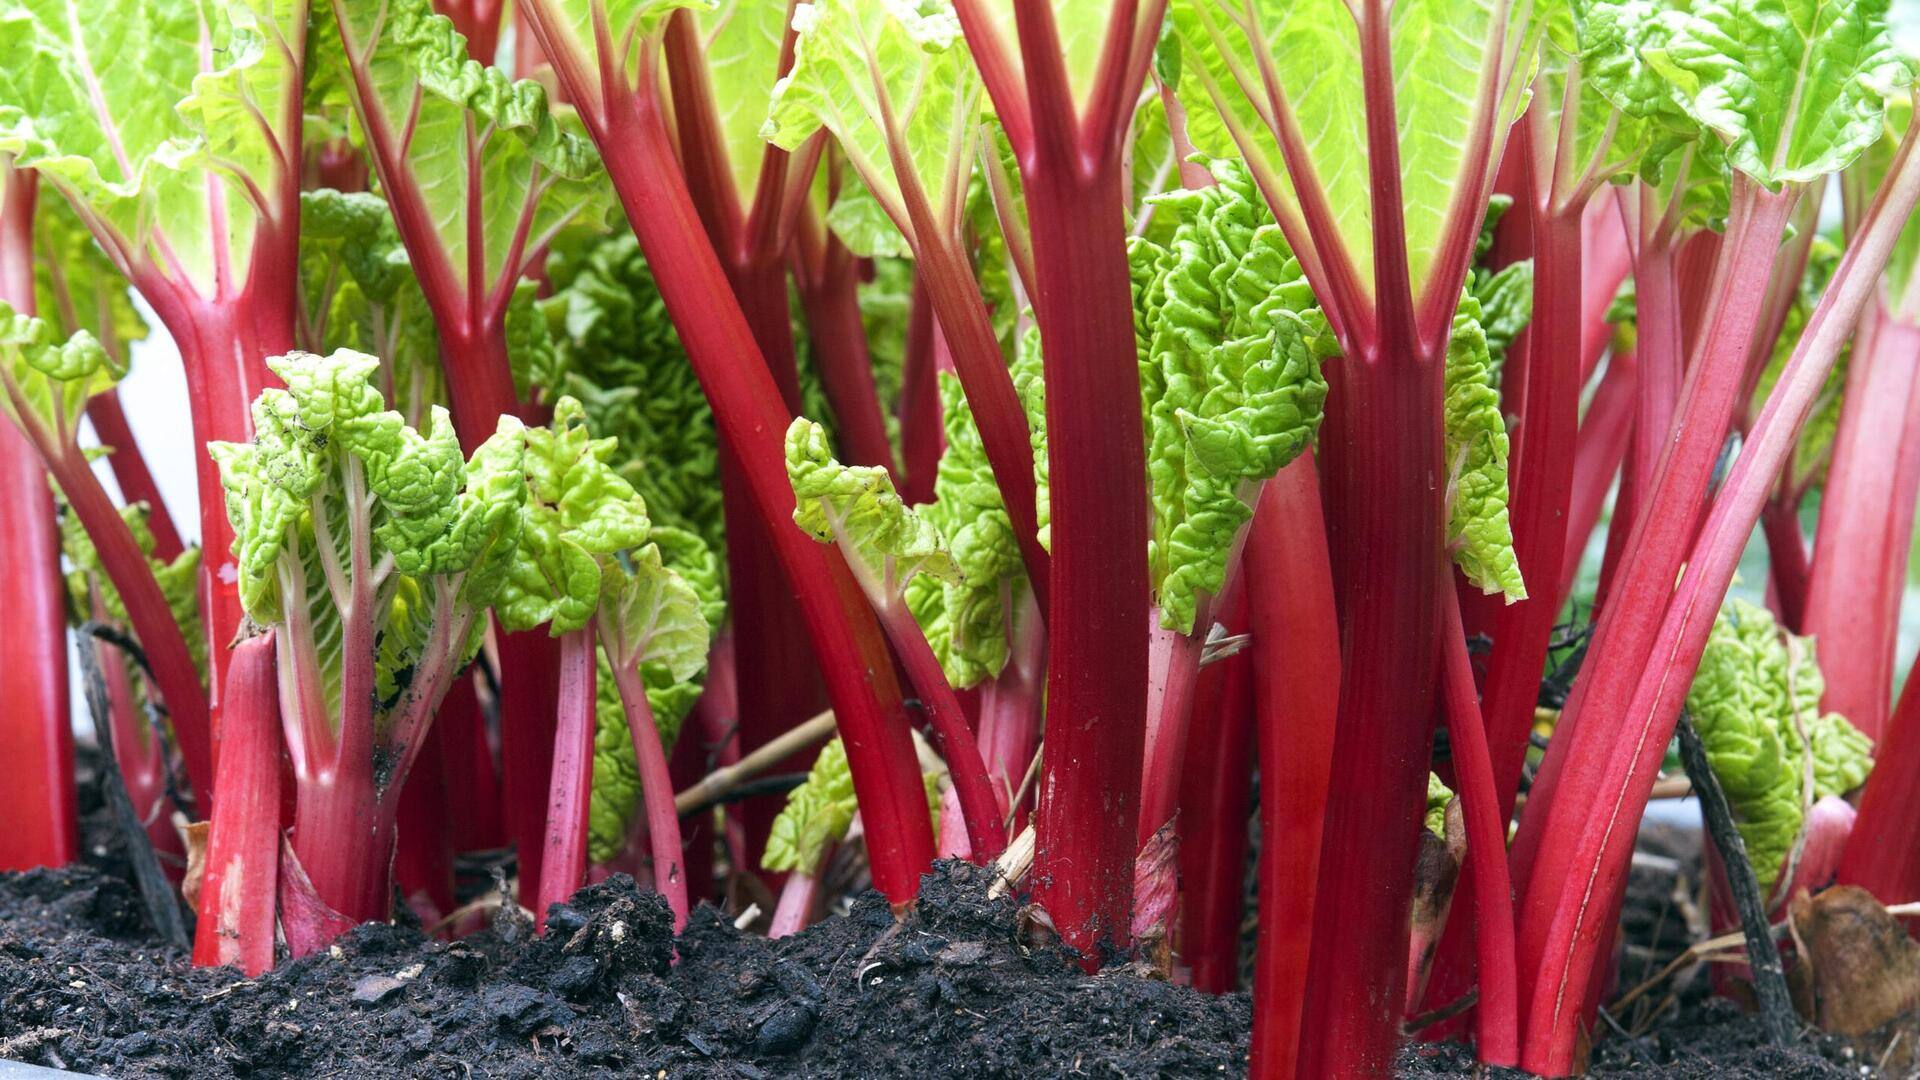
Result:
[0, 0, 306, 296]
[1171, 0, 1537, 303]
[1641, 0, 1909, 189]
[517, 0, 710, 118]
[695, 0, 792, 203]
[327, 0, 609, 308]
[0, 302, 119, 445]
[764, 0, 983, 248]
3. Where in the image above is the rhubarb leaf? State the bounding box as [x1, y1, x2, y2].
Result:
[1444, 293, 1526, 601]
[549, 232, 727, 561]
[1170, 0, 1538, 301]
[693, 0, 793, 202]
[496, 396, 652, 635]
[1132, 159, 1332, 635]
[1426, 773, 1454, 837]
[910, 371, 1024, 686]
[763, 736, 858, 874]
[764, 0, 983, 249]
[515, 0, 709, 117]
[0, 0, 306, 297]
[1641, 0, 1910, 188]
[297, 189, 443, 424]
[786, 416, 958, 598]
[326, 0, 609, 316]
[1686, 599, 1875, 892]
[212, 349, 529, 728]
[587, 524, 723, 863]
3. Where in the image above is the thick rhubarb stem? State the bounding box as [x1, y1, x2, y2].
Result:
[794, 214, 896, 471]
[1023, 159, 1151, 956]
[1246, 462, 1341, 1080]
[86, 390, 184, 561]
[1521, 138, 1920, 1074]
[514, 18, 935, 898]
[1842, 663, 1920, 904]
[1515, 181, 1797, 920]
[534, 626, 597, 931]
[394, 724, 456, 926]
[1438, 591, 1518, 1066]
[0, 164, 73, 870]
[1138, 618, 1208, 846]
[436, 668, 504, 851]
[1480, 204, 1584, 824]
[1801, 308, 1920, 738]
[610, 658, 690, 932]
[1174, 591, 1254, 994]
[193, 632, 282, 975]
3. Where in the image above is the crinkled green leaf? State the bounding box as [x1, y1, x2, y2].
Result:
[1473, 260, 1534, 377]
[548, 231, 726, 561]
[1131, 159, 1333, 634]
[496, 396, 651, 635]
[824, 176, 914, 259]
[212, 349, 529, 730]
[1445, 293, 1526, 601]
[1686, 599, 1875, 893]
[786, 416, 956, 596]
[1641, 0, 1909, 188]
[1426, 773, 1454, 837]
[764, 0, 981, 250]
[597, 541, 711, 684]
[1170, 0, 1538, 303]
[763, 736, 857, 874]
[0, 0, 306, 298]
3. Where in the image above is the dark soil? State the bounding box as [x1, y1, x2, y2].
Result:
[0, 860, 1249, 1078]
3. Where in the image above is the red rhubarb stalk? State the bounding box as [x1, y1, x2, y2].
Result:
[1244, 462, 1341, 1079]
[1520, 127, 1920, 1075]
[516, 4, 936, 900]
[0, 163, 74, 870]
[609, 658, 690, 932]
[792, 202, 898, 471]
[534, 626, 597, 930]
[1437, 590, 1519, 1066]
[1800, 307, 1920, 738]
[1514, 179, 1799, 921]
[1173, 587, 1254, 994]
[951, 0, 1163, 956]
[1558, 347, 1636, 608]
[897, 279, 945, 505]
[193, 632, 282, 975]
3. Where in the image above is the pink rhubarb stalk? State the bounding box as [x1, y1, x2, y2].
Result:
[1244, 463, 1341, 1080]
[193, 632, 283, 976]
[610, 658, 691, 932]
[0, 163, 74, 870]
[534, 627, 598, 930]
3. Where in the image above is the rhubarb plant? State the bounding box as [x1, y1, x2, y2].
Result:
[0, 0, 311, 703]
[785, 415, 1003, 858]
[212, 348, 526, 944]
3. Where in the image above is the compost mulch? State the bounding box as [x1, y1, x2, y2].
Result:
[0, 760, 1890, 1078]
